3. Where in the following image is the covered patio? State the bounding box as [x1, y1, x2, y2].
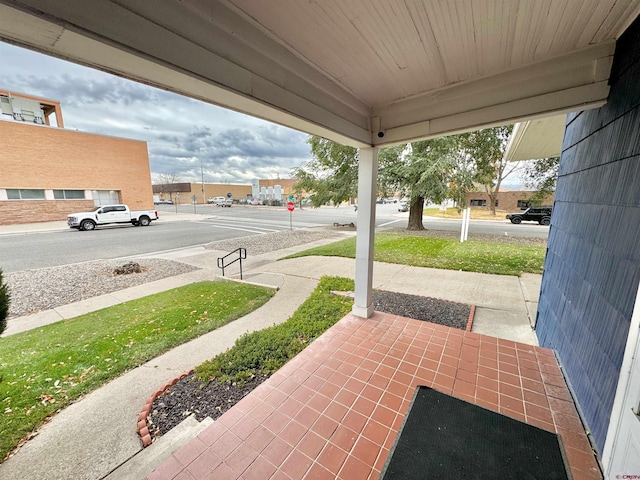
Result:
[148, 312, 599, 479]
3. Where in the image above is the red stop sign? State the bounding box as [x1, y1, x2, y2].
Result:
[287, 201, 295, 212]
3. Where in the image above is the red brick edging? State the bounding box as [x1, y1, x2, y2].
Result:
[136, 368, 194, 447]
[466, 304, 476, 331]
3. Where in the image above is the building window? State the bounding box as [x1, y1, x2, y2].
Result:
[517, 200, 530, 209]
[92, 190, 120, 206]
[469, 199, 486, 207]
[6, 188, 46, 200]
[53, 189, 85, 200]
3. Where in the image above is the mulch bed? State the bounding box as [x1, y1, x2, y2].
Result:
[147, 374, 271, 440]
[372, 290, 471, 330]
[147, 292, 472, 440]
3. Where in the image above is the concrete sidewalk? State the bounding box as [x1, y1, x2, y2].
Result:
[259, 256, 540, 345]
[0, 228, 541, 480]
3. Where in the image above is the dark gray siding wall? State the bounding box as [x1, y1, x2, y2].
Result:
[536, 15, 640, 454]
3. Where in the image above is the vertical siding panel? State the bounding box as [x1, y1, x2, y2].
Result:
[536, 14, 640, 454]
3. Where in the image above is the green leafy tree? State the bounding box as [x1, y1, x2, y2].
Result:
[291, 137, 359, 207]
[382, 138, 457, 230]
[447, 144, 477, 212]
[295, 128, 516, 230]
[522, 156, 559, 205]
[0, 267, 9, 335]
[463, 125, 516, 215]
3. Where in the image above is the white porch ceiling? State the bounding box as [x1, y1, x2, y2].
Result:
[0, 0, 638, 148]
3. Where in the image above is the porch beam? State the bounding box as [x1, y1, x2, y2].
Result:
[352, 146, 378, 318]
[371, 42, 614, 146]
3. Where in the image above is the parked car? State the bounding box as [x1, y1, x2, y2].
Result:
[154, 199, 173, 205]
[506, 207, 552, 225]
[207, 196, 231, 207]
[67, 204, 158, 231]
[398, 201, 408, 212]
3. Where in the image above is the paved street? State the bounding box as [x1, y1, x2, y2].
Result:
[0, 204, 548, 273]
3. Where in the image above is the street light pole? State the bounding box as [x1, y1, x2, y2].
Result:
[201, 164, 205, 204]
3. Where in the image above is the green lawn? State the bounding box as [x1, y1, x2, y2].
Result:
[0, 281, 273, 461]
[285, 233, 545, 276]
[423, 207, 511, 220]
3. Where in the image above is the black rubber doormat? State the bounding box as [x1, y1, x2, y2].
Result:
[381, 386, 571, 479]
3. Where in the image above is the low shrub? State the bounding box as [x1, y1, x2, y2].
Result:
[0, 268, 9, 335]
[194, 276, 354, 386]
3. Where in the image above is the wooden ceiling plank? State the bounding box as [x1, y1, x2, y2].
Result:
[593, 0, 640, 41]
[403, 1, 448, 92]
[534, 1, 569, 57]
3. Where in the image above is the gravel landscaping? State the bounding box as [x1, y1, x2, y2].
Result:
[148, 374, 271, 439]
[4, 229, 344, 320]
[5, 258, 199, 319]
[373, 289, 471, 330]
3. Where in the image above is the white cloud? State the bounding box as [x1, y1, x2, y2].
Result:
[0, 42, 311, 183]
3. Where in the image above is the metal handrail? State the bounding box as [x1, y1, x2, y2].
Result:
[217, 247, 247, 279]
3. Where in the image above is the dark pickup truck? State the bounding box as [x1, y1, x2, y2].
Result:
[506, 207, 552, 225]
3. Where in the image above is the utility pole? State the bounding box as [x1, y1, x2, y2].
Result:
[201, 164, 205, 204]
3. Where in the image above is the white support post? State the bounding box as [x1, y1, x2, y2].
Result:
[352, 146, 379, 318]
[460, 207, 470, 242]
[464, 208, 470, 241]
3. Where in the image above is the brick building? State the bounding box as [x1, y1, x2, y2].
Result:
[153, 182, 253, 204]
[0, 91, 153, 225]
[465, 189, 554, 211]
[153, 179, 298, 204]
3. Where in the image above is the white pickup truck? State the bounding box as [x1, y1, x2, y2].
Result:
[67, 204, 158, 231]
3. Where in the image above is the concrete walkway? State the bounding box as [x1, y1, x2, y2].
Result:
[0, 228, 541, 480]
[259, 256, 540, 345]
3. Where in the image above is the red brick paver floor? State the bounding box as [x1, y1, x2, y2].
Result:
[148, 312, 602, 480]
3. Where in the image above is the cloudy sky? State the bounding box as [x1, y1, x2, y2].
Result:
[0, 41, 312, 184]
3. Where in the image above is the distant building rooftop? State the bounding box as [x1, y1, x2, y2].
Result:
[0, 89, 64, 128]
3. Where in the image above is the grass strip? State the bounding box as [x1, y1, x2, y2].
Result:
[0, 281, 273, 460]
[195, 276, 354, 386]
[284, 233, 545, 276]
[423, 207, 512, 220]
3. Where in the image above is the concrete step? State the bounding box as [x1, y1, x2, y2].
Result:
[103, 415, 214, 479]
